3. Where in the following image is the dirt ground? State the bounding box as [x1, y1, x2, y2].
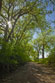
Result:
[0, 62, 55, 83]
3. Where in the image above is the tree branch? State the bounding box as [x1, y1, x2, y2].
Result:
[15, 19, 32, 44]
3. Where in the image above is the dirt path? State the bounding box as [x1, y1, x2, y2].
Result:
[1, 62, 55, 83]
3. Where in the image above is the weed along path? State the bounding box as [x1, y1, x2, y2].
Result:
[1, 62, 55, 83]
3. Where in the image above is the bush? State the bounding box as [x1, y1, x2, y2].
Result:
[35, 58, 48, 64]
[48, 48, 55, 66]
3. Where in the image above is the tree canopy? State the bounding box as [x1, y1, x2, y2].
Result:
[0, 0, 55, 74]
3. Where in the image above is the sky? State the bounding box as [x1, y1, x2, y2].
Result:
[46, 2, 55, 27]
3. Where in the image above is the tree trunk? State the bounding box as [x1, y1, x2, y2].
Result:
[4, 25, 9, 42]
[37, 51, 39, 59]
[42, 44, 44, 59]
[0, 0, 2, 11]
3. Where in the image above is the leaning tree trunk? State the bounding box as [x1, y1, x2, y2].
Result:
[42, 44, 44, 59]
[0, 0, 2, 11]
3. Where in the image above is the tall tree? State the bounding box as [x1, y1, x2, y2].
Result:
[0, 0, 46, 42]
[33, 28, 52, 59]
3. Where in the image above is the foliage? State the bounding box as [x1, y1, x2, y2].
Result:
[0, 0, 47, 65]
[0, 0, 55, 75]
[35, 58, 48, 65]
[48, 47, 55, 66]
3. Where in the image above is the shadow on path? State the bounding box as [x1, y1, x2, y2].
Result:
[0, 62, 55, 83]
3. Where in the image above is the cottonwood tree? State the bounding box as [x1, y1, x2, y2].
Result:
[33, 28, 52, 59]
[33, 38, 41, 59]
[0, 0, 47, 43]
[0, 0, 48, 71]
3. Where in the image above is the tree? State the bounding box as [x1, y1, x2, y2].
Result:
[33, 38, 41, 59]
[0, 0, 47, 42]
[0, 0, 49, 73]
[33, 28, 52, 59]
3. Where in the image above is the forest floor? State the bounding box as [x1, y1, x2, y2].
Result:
[0, 62, 55, 83]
